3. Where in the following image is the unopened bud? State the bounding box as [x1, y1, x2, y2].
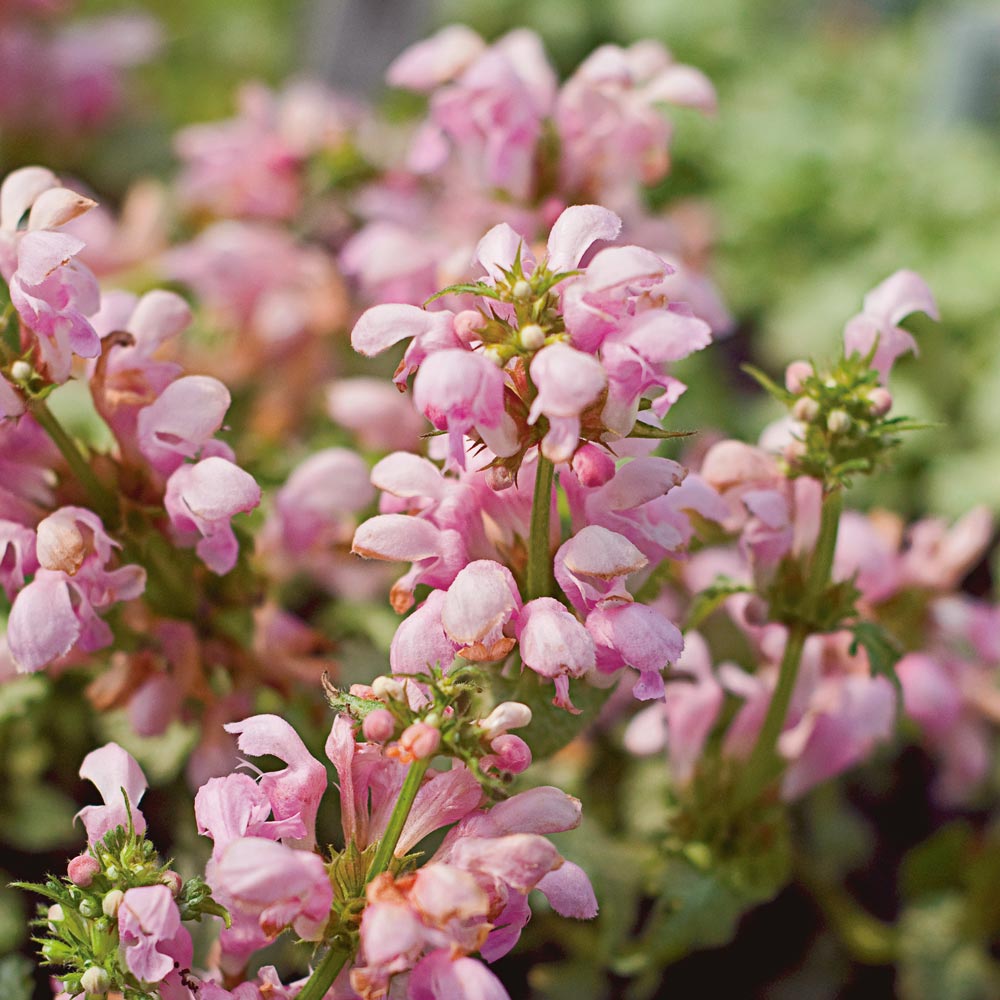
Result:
[868, 387, 892, 416]
[791, 396, 820, 423]
[478, 701, 533, 740]
[162, 870, 183, 896]
[362, 708, 396, 743]
[78, 897, 100, 918]
[102, 889, 124, 918]
[488, 734, 532, 774]
[398, 722, 441, 761]
[827, 409, 851, 435]
[371, 675, 407, 703]
[67, 855, 100, 888]
[453, 309, 484, 346]
[485, 465, 515, 492]
[483, 345, 506, 367]
[512, 279, 531, 300]
[81, 966, 111, 995]
[784, 361, 813, 394]
[47, 904, 64, 924]
[519, 324, 546, 351]
[10, 360, 31, 381]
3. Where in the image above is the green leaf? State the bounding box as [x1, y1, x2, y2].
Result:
[741, 363, 793, 403]
[684, 577, 753, 631]
[423, 282, 502, 305]
[0, 955, 33, 1000]
[625, 424, 696, 440]
[848, 620, 903, 692]
[492, 670, 613, 760]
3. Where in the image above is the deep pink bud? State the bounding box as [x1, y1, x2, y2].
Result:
[571, 444, 616, 487]
[362, 709, 396, 743]
[868, 387, 893, 416]
[398, 722, 441, 761]
[489, 734, 532, 774]
[67, 855, 100, 887]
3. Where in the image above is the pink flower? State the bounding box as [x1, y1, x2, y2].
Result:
[7, 508, 145, 672]
[440, 560, 522, 662]
[75, 742, 147, 845]
[843, 269, 938, 382]
[213, 837, 332, 941]
[164, 457, 261, 574]
[137, 374, 232, 477]
[554, 525, 648, 613]
[516, 597, 596, 711]
[118, 885, 192, 985]
[224, 715, 328, 851]
[528, 343, 607, 463]
[409, 949, 510, 1000]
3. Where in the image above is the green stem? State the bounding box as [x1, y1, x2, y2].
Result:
[525, 454, 555, 600]
[295, 944, 351, 1000]
[297, 756, 431, 1000]
[738, 487, 844, 804]
[366, 755, 430, 883]
[30, 398, 119, 528]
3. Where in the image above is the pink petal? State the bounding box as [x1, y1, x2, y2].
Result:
[536, 861, 598, 918]
[7, 571, 79, 672]
[351, 303, 452, 358]
[409, 950, 510, 1000]
[546, 205, 622, 272]
[0, 166, 57, 231]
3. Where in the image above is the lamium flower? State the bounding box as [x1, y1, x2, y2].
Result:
[75, 742, 147, 845]
[163, 456, 261, 574]
[118, 885, 192, 985]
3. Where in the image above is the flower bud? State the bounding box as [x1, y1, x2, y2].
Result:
[784, 361, 813, 394]
[10, 360, 32, 382]
[571, 444, 616, 487]
[478, 701, 533, 740]
[454, 310, 484, 346]
[349, 683, 376, 699]
[101, 889, 124, 918]
[371, 675, 407, 703]
[519, 323, 546, 351]
[398, 722, 441, 761]
[81, 966, 111, 995]
[484, 345, 506, 367]
[162, 870, 183, 896]
[512, 279, 532, 300]
[47, 904, 64, 924]
[78, 897, 100, 918]
[488, 734, 532, 773]
[485, 465, 515, 492]
[868, 387, 892, 416]
[67, 855, 101, 888]
[742, 596, 771, 627]
[362, 708, 396, 743]
[791, 396, 820, 423]
[827, 409, 851, 435]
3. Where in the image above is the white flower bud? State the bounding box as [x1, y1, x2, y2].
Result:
[827, 409, 851, 435]
[81, 966, 111, 995]
[102, 889, 124, 918]
[10, 360, 31, 381]
[512, 279, 531, 300]
[478, 701, 533, 740]
[47, 904, 64, 924]
[483, 345, 506, 367]
[519, 324, 546, 351]
[791, 397, 820, 423]
[371, 675, 407, 703]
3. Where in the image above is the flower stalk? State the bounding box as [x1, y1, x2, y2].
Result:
[525, 454, 555, 600]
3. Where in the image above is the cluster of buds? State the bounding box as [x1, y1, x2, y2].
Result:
[22, 745, 225, 999]
[326, 667, 534, 787]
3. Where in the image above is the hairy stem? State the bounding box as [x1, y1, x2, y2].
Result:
[525, 454, 555, 600]
[738, 487, 844, 804]
[366, 755, 430, 882]
[295, 944, 352, 1000]
[297, 756, 431, 1000]
[30, 398, 120, 528]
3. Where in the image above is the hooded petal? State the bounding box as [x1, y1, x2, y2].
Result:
[546, 205, 621, 273]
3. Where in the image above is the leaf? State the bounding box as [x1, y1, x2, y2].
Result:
[491, 670, 614, 760]
[741, 363, 793, 403]
[848, 620, 903, 692]
[626, 424, 696, 440]
[423, 281, 502, 305]
[684, 577, 753, 631]
[0, 955, 33, 1000]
